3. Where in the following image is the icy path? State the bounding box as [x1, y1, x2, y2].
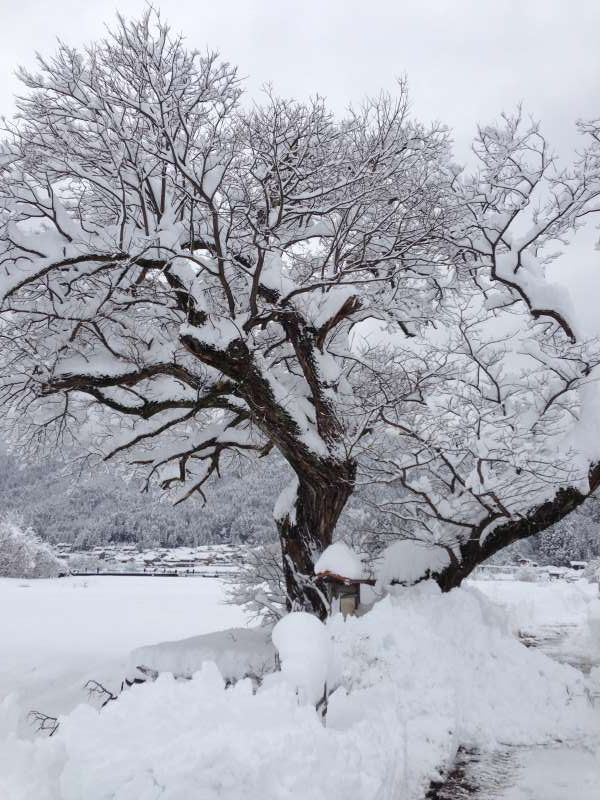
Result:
[0, 576, 247, 736]
[427, 738, 600, 799]
[427, 580, 600, 800]
[497, 622, 600, 800]
[498, 742, 600, 800]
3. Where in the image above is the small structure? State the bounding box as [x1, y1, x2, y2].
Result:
[570, 560, 588, 571]
[547, 566, 569, 580]
[316, 570, 374, 618]
[314, 542, 375, 617]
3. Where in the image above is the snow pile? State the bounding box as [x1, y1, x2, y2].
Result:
[375, 538, 451, 588]
[314, 541, 364, 579]
[2, 583, 598, 800]
[474, 578, 600, 676]
[268, 612, 332, 704]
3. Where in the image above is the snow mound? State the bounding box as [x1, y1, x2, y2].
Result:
[129, 627, 276, 684]
[269, 612, 332, 704]
[2, 583, 598, 800]
[376, 539, 451, 588]
[314, 541, 364, 579]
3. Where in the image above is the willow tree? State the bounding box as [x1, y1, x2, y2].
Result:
[1, 12, 599, 616]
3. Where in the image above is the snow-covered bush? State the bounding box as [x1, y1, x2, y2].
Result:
[268, 612, 332, 705]
[375, 539, 451, 591]
[0, 516, 66, 578]
[583, 558, 600, 583]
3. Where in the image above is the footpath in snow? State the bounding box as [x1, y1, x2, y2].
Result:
[1, 576, 600, 799]
[427, 578, 600, 800]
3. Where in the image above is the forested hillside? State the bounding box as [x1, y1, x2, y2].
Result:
[0, 449, 288, 548]
[1, 444, 598, 561]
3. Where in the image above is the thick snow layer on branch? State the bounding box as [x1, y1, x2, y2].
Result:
[375, 539, 451, 589]
[273, 477, 299, 523]
[314, 541, 364, 579]
[2, 583, 598, 800]
[310, 285, 357, 329]
[180, 318, 244, 350]
[259, 252, 297, 297]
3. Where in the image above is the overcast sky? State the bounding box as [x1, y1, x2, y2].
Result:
[3, 1, 600, 150]
[2, 0, 600, 327]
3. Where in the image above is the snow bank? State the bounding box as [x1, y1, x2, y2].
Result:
[375, 538, 451, 588]
[314, 541, 364, 579]
[2, 582, 598, 800]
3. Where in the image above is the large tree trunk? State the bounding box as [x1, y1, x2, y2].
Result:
[434, 464, 600, 591]
[275, 460, 356, 620]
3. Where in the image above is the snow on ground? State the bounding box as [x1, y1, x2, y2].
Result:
[0, 576, 247, 737]
[472, 578, 600, 670]
[464, 579, 600, 800]
[2, 577, 600, 799]
[471, 577, 599, 629]
[497, 744, 600, 800]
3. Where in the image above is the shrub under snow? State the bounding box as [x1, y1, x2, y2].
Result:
[375, 538, 451, 589]
[0, 517, 66, 578]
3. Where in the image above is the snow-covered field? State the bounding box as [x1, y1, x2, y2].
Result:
[0, 576, 247, 738]
[1, 576, 600, 799]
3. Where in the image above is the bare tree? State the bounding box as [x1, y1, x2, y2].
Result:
[1, 12, 599, 615]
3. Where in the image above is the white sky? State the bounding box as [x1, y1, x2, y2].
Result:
[2, 0, 600, 329]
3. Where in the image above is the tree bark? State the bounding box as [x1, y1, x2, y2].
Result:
[275, 460, 356, 620]
[433, 464, 600, 591]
